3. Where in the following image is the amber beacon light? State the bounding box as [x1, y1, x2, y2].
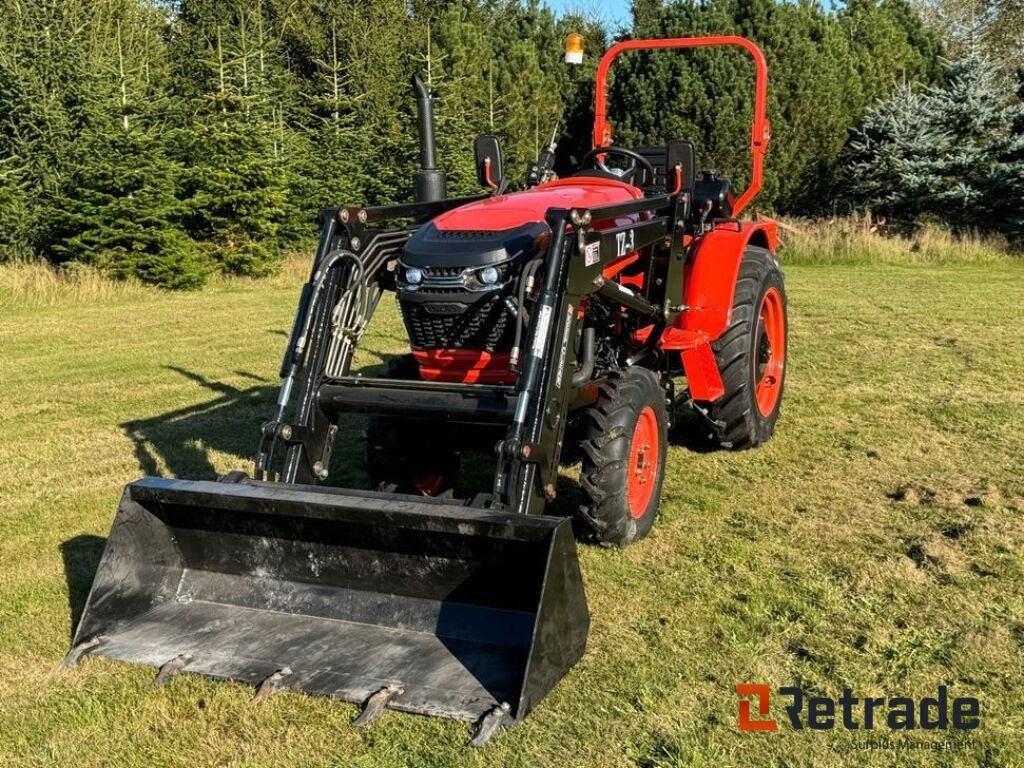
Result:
[565, 32, 584, 64]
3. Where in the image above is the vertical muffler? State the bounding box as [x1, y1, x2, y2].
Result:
[412, 74, 447, 203]
[70, 477, 588, 728]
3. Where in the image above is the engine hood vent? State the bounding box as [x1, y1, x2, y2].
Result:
[403, 221, 549, 269]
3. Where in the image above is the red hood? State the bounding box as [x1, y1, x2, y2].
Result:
[433, 177, 642, 231]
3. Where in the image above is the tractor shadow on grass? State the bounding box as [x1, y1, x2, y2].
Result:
[120, 366, 282, 482]
[120, 357, 404, 490]
[116, 360, 590, 511]
[60, 534, 106, 638]
[61, 367, 288, 640]
[59, 362, 382, 639]
[669, 404, 722, 453]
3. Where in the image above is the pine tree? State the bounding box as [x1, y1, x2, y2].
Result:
[840, 0, 944, 104]
[844, 53, 1024, 236]
[53, 129, 206, 288]
[0, 155, 29, 261]
[926, 55, 1024, 235]
[844, 84, 945, 220]
[608, 0, 943, 213]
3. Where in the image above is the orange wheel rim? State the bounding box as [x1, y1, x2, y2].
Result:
[755, 287, 785, 417]
[627, 405, 660, 519]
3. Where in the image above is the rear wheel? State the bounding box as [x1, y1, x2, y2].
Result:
[694, 246, 787, 449]
[365, 355, 461, 495]
[576, 367, 668, 547]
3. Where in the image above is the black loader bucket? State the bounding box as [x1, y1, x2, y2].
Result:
[69, 478, 589, 735]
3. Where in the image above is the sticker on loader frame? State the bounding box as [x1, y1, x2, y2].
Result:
[531, 305, 553, 357]
[584, 241, 601, 267]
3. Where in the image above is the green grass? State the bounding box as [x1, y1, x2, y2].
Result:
[1, 259, 1023, 767]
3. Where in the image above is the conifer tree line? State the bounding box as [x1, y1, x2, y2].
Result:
[0, 0, 1019, 286]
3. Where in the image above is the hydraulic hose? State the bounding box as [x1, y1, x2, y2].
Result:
[510, 258, 542, 371]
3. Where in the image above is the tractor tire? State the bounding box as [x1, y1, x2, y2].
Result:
[694, 246, 787, 449]
[576, 367, 668, 547]
[365, 355, 460, 496]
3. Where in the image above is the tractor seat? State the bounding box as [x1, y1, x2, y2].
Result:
[631, 146, 670, 189]
[633, 142, 697, 195]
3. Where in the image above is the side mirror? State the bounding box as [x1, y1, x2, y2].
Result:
[474, 135, 504, 190]
[665, 140, 696, 196]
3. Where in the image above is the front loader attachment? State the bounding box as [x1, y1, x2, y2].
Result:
[70, 477, 588, 734]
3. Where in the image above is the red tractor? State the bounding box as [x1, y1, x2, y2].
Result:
[69, 37, 786, 745]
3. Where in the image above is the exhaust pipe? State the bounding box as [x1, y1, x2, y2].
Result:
[412, 74, 447, 203]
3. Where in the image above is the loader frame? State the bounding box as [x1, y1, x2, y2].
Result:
[255, 193, 677, 515]
[256, 35, 777, 518]
[256, 193, 775, 517]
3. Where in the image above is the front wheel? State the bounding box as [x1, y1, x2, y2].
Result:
[694, 246, 787, 449]
[576, 367, 668, 547]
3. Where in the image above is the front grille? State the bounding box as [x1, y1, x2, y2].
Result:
[400, 293, 512, 352]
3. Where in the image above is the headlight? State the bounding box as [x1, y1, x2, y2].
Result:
[478, 266, 500, 285]
[405, 267, 424, 285]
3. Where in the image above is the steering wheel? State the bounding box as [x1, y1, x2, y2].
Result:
[581, 146, 656, 187]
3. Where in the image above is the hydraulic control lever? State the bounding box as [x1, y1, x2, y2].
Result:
[525, 120, 561, 187]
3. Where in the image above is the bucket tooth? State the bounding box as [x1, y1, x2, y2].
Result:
[470, 702, 511, 747]
[253, 667, 293, 704]
[60, 636, 103, 670]
[352, 683, 403, 727]
[153, 654, 192, 687]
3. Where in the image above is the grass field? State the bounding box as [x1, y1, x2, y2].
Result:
[1, 254, 1023, 767]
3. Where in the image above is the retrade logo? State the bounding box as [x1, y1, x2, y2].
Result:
[736, 685, 980, 732]
[737, 684, 778, 731]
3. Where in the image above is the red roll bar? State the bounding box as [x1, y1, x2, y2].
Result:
[592, 36, 770, 216]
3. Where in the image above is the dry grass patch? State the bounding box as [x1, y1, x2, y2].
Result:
[777, 215, 1016, 265]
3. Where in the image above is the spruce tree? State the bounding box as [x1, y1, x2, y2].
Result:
[0, 0, 103, 255]
[0, 155, 29, 261]
[925, 55, 1024, 235]
[53, 129, 206, 288]
[10, 0, 206, 286]
[284, 16, 376, 227]
[177, 91, 288, 277]
[845, 53, 1024, 236]
[844, 84, 944, 221]
[171, 9, 289, 276]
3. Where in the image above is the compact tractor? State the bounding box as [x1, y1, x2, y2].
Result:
[69, 36, 787, 745]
